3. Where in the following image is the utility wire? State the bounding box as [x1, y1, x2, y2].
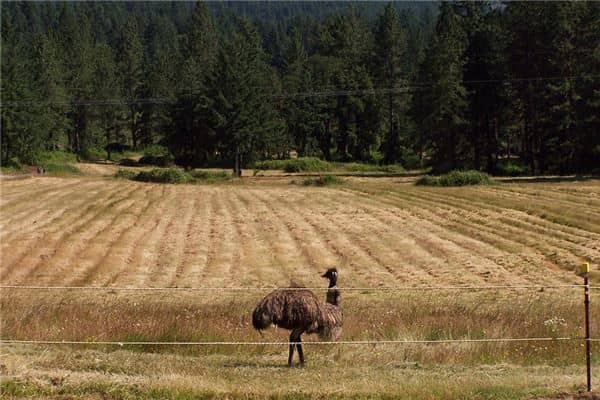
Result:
[4, 74, 598, 106]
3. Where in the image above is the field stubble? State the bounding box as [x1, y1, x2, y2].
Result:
[1, 174, 600, 399]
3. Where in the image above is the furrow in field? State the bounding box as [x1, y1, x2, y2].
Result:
[236, 188, 314, 286]
[490, 185, 600, 210]
[346, 188, 575, 284]
[124, 185, 180, 286]
[217, 188, 280, 287]
[393, 188, 600, 265]
[269, 188, 403, 288]
[0, 178, 84, 211]
[435, 186, 600, 235]
[480, 186, 600, 228]
[200, 188, 239, 287]
[168, 189, 212, 287]
[319, 189, 509, 285]
[70, 184, 157, 286]
[303, 190, 444, 285]
[339, 188, 569, 285]
[0, 183, 136, 283]
[0, 178, 60, 201]
[249, 188, 341, 286]
[7, 184, 142, 285]
[146, 186, 198, 287]
[41, 184, 149, 286]
[105, 185, 174, 286]
[0, 180, 104, 241]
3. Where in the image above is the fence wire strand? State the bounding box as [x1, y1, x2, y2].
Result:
[0, 284, 584, 291]
[0, 337, 580, 347]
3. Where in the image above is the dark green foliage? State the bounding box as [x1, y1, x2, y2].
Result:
[495, 162, 529, 177]
[416, 170, 494, 186]
[138, 145, 174, 167]
[336, 163, 405, 174]
[129, 167, 231, 184]
[302, 174, 344, 186]
[114, 169, 136, 179]
[253, 157, 331, 172]
[42, 163, 82, 176]
[1, 2, 598, 175]
[133, 168, 191, 184]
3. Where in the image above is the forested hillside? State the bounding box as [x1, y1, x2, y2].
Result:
[1, 1, 598, 175]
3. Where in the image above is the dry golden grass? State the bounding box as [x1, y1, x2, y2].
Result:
[1, 172, 600, 399]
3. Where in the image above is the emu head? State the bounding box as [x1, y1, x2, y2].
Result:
[322, 268, 338, 287]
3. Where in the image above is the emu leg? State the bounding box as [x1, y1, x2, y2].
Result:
[288, 332, 296, 367]
[297, 333, 305, 366]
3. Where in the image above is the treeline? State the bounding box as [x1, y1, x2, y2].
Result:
[1, 1, 598, 175]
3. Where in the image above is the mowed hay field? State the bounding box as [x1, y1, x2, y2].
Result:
[2, 172, 600, 399]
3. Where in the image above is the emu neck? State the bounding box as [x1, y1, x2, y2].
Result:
[328, 276, 337, 289]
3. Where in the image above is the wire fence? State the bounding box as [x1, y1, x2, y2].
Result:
[0, 284, 586, 291]
[0, 337, 580, 347]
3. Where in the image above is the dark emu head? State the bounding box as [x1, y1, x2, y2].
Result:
[322, 267, 338, 288]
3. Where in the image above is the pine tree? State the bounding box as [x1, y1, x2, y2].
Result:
[417, 2, 468, 171]
[118, 19, 144, 148]
[209, 18, 284, 175]
[373, 3, 409, 163]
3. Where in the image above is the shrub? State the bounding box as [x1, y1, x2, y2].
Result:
[190, 170, 232, 183]
[31, 151, 78, 165]
[1, 158, 24, 173]
[253, 157, 331, 172]
[337, 163, 406, 174]
[138, 145, 174, 167]
[81, 147, 106, 161]
[114, 169, 136, 179]
[302, 174, 344, 186]
[119, 158, 139, 167]
[416, 170, 494, 186]
[43, 162, 82, 176]
[133, 168, 191, 184]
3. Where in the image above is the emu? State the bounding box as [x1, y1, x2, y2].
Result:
[252, 268, 342, 367]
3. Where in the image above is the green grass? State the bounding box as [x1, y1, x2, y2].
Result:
[114, 169, 137, 179]
[43, 162, 82, 176]
[334, 163, 406, 174]
[416, 170, 494, 186]
[190, 170, 232, 183]
[253, 157, 332, 173]
[31, 150, 78, 165]
[302, 174, 344, 186]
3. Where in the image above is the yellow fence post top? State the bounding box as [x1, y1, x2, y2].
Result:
[582, 262, 590, 273]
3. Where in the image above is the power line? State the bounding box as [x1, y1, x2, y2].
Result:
[4, 74, 598, 106]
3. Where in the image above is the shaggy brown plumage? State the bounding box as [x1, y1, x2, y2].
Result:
[252, 268, 342, 366]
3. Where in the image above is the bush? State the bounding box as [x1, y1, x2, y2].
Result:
[81, 147, 106, 161]
[190, 170, 232, 183]
[416, 170, 494, 186]
[133, 168, 191, 184]
[43, 162, 82, 176]
[302, 174, 344, 186]
[337, 163, 406, 174]
[253, 157, 331, 172]
[119, 158, 139, 167]
[1, 158, 24, 173]
[114, 169, 136, 179]
[31, 151, 78, 165]
[137, 145, 174, 167]
[138, 155, 174, 167]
